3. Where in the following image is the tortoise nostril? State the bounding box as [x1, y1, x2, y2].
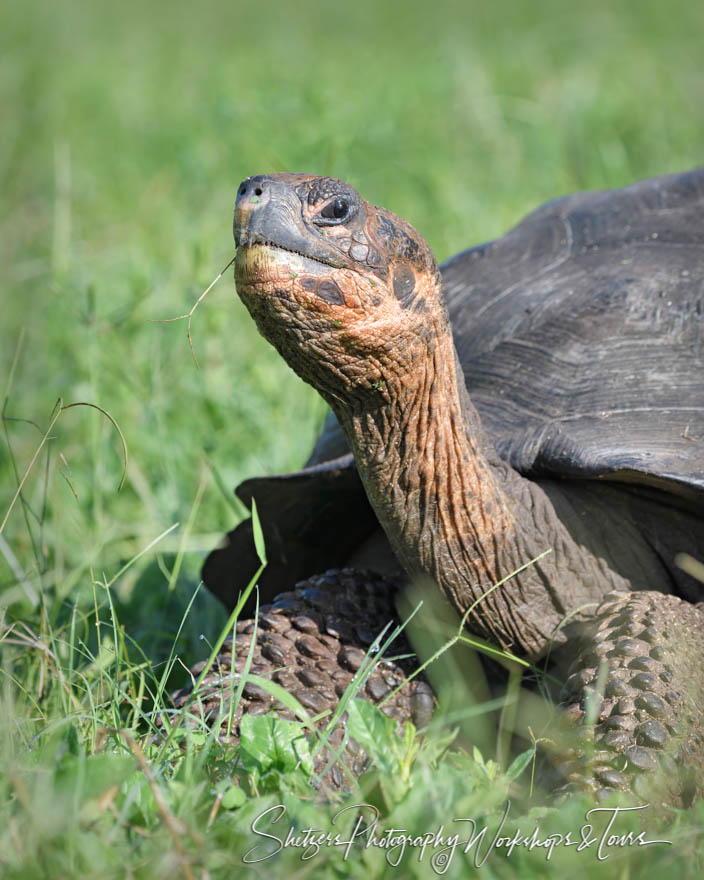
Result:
[239, 185, 247, 196]
[254, 187, 263, 196]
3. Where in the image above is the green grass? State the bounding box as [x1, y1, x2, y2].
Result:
[2, 0, 704, 876]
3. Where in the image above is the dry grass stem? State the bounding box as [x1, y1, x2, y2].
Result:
[152, 256, 236, 368]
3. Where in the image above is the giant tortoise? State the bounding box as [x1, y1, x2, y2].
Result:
[175, 168, 704, 803]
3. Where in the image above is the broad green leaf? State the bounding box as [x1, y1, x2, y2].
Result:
[221, 784, 247, 810]
[239, 714, 313, 776]
[344, 699, 399, 775]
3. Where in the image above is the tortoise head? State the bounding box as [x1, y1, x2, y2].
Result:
[234, 173, 444, 405]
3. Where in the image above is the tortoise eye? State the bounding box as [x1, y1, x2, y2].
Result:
[318, 198, 351, 223]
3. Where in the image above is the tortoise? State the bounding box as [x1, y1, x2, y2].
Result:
[177, 168, 704, 803]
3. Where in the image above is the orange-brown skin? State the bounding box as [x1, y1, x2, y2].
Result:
[233, 174, 633, 656]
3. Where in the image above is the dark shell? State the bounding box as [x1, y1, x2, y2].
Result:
[205, 169, 704, 609]
[445, 167, 704, 501]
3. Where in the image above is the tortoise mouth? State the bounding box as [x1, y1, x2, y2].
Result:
[237, 233, 333, 268]
[236, 241, 334, 286]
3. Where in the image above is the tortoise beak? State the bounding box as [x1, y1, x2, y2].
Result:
[234, 175, 347, 268]
[234, 175, 279, 248]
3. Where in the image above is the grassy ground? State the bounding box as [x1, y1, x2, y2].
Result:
[1, 0, 704, 876]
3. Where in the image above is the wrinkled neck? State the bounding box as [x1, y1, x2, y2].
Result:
[333, 319, 515, 609]
[326, 312, 635, 658]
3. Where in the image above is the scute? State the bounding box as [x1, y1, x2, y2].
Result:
[443, 167, 704, 502]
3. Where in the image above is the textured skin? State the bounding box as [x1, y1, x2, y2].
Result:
[171, 569, 434, 787]
[172, 575, 704, 800]
[552, 591, 704, 805]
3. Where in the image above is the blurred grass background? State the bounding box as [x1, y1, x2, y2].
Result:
[2, 0, 703, 608]
[1, 0, 704, 875]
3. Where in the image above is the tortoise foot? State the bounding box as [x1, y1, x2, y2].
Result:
[553, 590, 704, 806]
[170, 568, 434, 788]
[172, 580, 704, 804]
